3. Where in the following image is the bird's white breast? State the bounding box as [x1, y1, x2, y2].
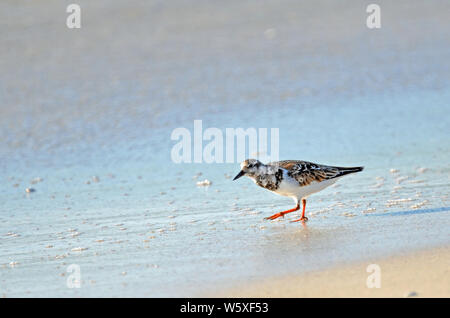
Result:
[273, 170, 338, 200]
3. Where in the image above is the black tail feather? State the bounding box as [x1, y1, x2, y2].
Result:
[333, 166, 364, 178]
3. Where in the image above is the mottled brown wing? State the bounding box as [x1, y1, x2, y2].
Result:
[269, 160, 346, 186]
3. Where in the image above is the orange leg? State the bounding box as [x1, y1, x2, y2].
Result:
[265, 203, 300, 220]
[291, 199, 308, 222]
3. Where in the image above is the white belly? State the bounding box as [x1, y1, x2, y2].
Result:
[273, 172, 338, 200]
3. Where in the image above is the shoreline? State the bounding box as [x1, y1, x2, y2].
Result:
[212, 246, 450, 298]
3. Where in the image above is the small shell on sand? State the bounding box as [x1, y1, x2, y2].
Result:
[395, 176, 408, 184]
[71, 247, 88, 252]
[196, 179, 212, 186]
[416, 167, 428, 174]
[407, 179, 424, 184]
[362, 207, 376, 213]
[411, 200, 429, 209]
[386, 198, 413, 207]
[371, 182, 384, 189]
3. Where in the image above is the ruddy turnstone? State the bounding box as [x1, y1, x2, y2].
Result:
[233, 159, 363, 222]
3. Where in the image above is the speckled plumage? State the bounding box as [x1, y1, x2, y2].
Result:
[233, 159, 364, 222]
[273, 160, 362, 188]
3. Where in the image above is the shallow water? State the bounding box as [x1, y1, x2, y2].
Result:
[1, 0, 449, 296]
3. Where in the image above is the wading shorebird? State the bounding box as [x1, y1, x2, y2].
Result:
[233, 159, 363, 222]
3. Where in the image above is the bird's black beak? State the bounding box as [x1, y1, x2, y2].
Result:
[233, 170, 245, 181]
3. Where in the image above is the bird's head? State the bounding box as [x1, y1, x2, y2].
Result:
[233, 159, 263, 180]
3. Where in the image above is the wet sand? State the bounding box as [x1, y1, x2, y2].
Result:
[215, 247, 450, 297]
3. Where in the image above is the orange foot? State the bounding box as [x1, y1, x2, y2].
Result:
[291, 217, 308, 222]
[265, 204, 300, 221]
[265, 211, 290, 220]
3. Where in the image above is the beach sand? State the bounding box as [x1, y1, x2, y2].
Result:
[215, 247, 450, 298]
